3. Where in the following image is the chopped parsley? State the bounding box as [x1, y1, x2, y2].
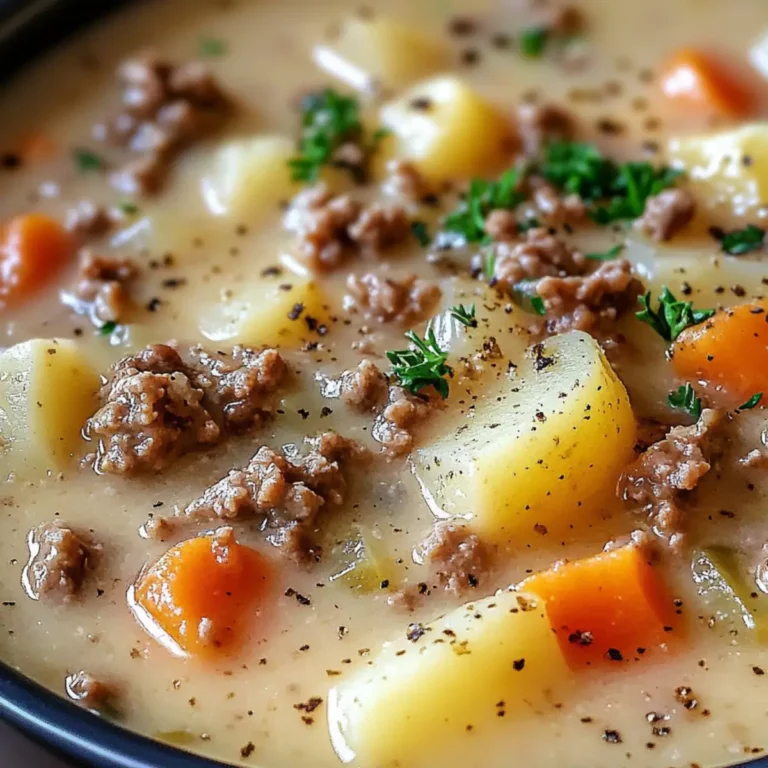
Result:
[411, 220, 431, 247]
[386, 329, 452, 398]
[483, 248, 497, 281]
[668, 383, 702, 420]
[636, 287, 714, 342]
[739, 392, 763, 410]
[98, 321, 118, 336]
[198, 37, 227, 57]
[519, 27, 549, 58]
[118, 201, 139, 215]
[443, 169, 526, 243]
[449, 303, 477, 328]
[74, 148, 105, 173]
[538, 141, 681, 225]
[289, 89, 364, 183]
[585, 244, 624, 261]
[511, 280, 547, 316]
[720, 224, 765, 256]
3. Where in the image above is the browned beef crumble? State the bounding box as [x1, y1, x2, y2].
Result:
[420, 522, 493, 595]
[184, 433, 369, 563]
[22, 521, 97, 604]
[65, 671, 115, 712]
[372, 385, 441, 458]
[345, 272, 442, 324]
[386, 159, 429, 200]
[73, 250, 139, 324]
[484, 209, 518, 242]
[530, 177, 587, 226]
[93, 51, 231, 195]
[634, 188, 696, 241]
[618, 409, 724, 550]
[284, 184, 410, 271]
[85, 343, 286, 475]
[340, 359, 389, 412]
[65, 201, 118, 238]
[517, 102, 575, 156]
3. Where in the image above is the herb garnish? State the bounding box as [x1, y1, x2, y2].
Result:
[739, 392, 763, 410]
[720, 224, 765, 256]
[98, 321, 118, 336]
[511, 281, 547, 316]
[517, 216, 540, 233]
[449, 303, 477, 328]
[519, 27, 549, 58]
[386, 329, 452, 398]
[411, 220, 431, 247]
[74, 148, 105, 173]
[289, 89, 364, 183]
[636, 287, 714, 342]
[443, 169, 526, 243]
[118, 201, 139, 215]
[668, 383, 702, 420]
[198, 37, 227, 57]
[585, 244, 624, 261]
[538, 141, 681, 225]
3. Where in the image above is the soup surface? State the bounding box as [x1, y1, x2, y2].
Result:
[2, 1, 768, 766]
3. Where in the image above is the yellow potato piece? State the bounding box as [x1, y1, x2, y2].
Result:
[379, 76, 514, 183]
[328, 590, 567, 767]
[200, 135, 298, 219]
[314, 16, 448, 92]
[199, 275, 331, 348]
[0, 339, 99, 478]
[668, 123, 768, 218]
[415, 331, 636, 546]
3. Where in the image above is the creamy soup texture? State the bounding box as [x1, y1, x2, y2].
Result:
[2, 1, 768, 767]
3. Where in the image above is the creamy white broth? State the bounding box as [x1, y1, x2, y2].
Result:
[1, 1, 768, 767]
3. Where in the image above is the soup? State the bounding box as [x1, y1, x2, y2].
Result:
[2, 0, 768, 766]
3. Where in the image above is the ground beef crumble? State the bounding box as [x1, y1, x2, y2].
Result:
[284, 184, 410, 271]
[84, 343, 286, 475]
[420, 522, 493, 595]
[71, 250, 139, 324]
[22, 521, 98, 604]
[618, 409, 724, 550]
[517, 102, 575, 157]
[184, 433, 369, 563]
[340, 359, 389, 412]
[635, 188, 696, 242]
[65, 201, 119, 238]
[372, 385, 441, 458]
[65, 671, 115, 712]
[345, 272, 442, 324]
[93, 51, 231, 195]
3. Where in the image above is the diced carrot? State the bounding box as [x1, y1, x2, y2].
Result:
[672, 299, 768, 404]
[660, 49, 755, 118]
[521, 544, 679, 669]
[0, 214, 73, 307]
[132, 528, 271, 659]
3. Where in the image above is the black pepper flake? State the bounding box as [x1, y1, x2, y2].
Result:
[406, 623, 426, 642]
[652, 726, 671, 737]
[320, 406, 333, 417]
[380, 579, 390, 589]
[241, 742, 255, 758]
[606, 648, 623, 662]
[512, 658, 526, 671]
[596, 118, 625, 135]
[288, 303, 304, 320]
[674, 686, 698, 710]
[0, 153, 20, 169]
[448, 15, 477, 35]
[297, 409, 310, 420]
[532, 343, 555, 371]
[294, 696, 323, 713]
[261, 265, 282, 277]
[753, 665, 765, 676]
[533, 522, 548, 535]
[162, 277, 186, 289]
[602, 729, 622, 744]
[409, 96, 433, 111]
[568, 629, 593, 646]
[285, 587, 311, 606]
[146, 297, 162, 312]
[461, 48, 480, 66]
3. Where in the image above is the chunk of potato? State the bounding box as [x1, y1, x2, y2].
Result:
[313, 17, 448, 92]
[378, 77, 514, 183]
[328, 590, 566, 765]
[200, 135, 298, 220]
[198, 274, 331, 348]
[415, 331, 636, 546]
[668, 123, 768, 218]
[0, 338, 99, 477]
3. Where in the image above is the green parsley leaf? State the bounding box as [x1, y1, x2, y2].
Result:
[511, 280, 547, 316]
[519, 27, 549, 57]
[443, 169, 526, 243]
[74, 148, 105, 173]
[721, 224, 765, 256]
[483, 248, 497, 281]
[411, 220, 431, 247]
[585, 244, 624, 261]
[370, 127, 391, 147]
[98, 321, 118, 336]
[668, 383, 702, 420]
[386, 329, 452, 398]
[198, 37, 227, 57]
[636, 287, 714, 342]
[738, 392, 763, 410]
[449, 303, 477, 328]
[118, 201, 139, 215]
[289, 89, 364, 183]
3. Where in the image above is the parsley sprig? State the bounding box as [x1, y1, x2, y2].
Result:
[668, 383, 702, 420]
[538, 141, 681, 225]
[443, 169, 526, 244]
[585, 244, 624, 261]
[636, 287, 714, 342]
[387, 329, 452, 398]
[449, 304, 477, 328]
[739, 392, 763, 410]
[511, 280, 546, 316]
[720, 224, 765, 256]
[289, 89, 365, 183]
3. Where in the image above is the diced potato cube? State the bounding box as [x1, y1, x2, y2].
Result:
[198, 275, 331, 349]
[328, 590, 567, 766]
[668, 123, 768, 218]
[201, 135, 298, 219]
[314, 17, 448, 92]
[379, 76, 514, 183]
[0, 339, 99, 478]
[415, 331, 636, 546]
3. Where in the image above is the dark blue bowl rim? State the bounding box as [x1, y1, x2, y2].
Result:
[0, 1, 766, 767]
